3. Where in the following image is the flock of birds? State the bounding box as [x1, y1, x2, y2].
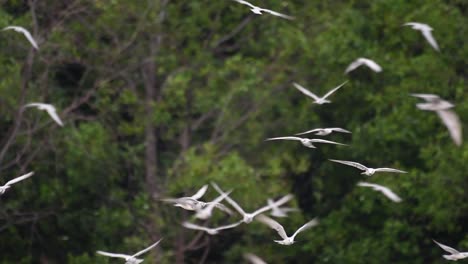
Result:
[0, 0, 464, 263]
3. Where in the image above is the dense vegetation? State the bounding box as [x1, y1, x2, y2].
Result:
[0, 1, 466, 263]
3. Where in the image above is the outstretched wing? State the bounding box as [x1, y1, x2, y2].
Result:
[329, 159, 368, 171]
[182, 222, 208, 232]
[321, 81, 348, 100]
[345, 59, 363, 73]
[265, 136, 302, 141]
[295, 128, 321, 136]
[362, 59, 382, 72]
[310, 139, 347, 146]
[252, 194, 293, 216]
[261, 9, 295, 20]
[211, 182, 247, 216]
[433, 240, 460, 254]
[244, 253, 268, 264]
[132, 238, 163, 257]
[215, 220, 243, 231]
[291, 218, 319, 239]
[191, 184, 208, 200]
[330, 127, 352, 133]
[373, 168, 407, 174]
[421, 29, 439, 51]
[96, 251, 130, 259]
[45, 107, 64, 127]
[3, 26, 39, 50]
[437, 109, 462, 146]
[232, 0, 257, 9]
[358, 182, 402, 203]
[5, 172, 34, 186]
[256, 214, 288, 240]
[292, 83, 320, 101]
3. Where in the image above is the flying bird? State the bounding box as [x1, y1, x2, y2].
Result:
[433, 240, 468, 261]
[411, 93, 462, 146]
[295, 127, 351, 136]
[96, 239, 162, 264]
[404, 22, 439, 51]
[292, 81, 347, 104]
[266, 136, 347, 149]
[232, 0, 295, 20]
[161, 184, 209, 211]
[267, 198, 299, 218]
[23, 103, 63, 126]
[345, 58, 382, 74]
[2, 26, 39, 50]
[256, 214, 319, 245]
[0, 172, 34, 195]
[357, 182, 402, 203]
[244, 253, 268, 264]
[195, 190, 233, 220]
[182, 221, 243, 235]
[329, 159, 407, 176]
[211, 182, 292, 224]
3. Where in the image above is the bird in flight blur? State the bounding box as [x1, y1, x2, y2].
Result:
[244, 253, 268, 264]
[357, 182, 402, 203]
[267, 198, 299, 218]
[161, 184, 209, 211]
[433, 240, 468, 261]
[411, 93, 462, 146]
[0, 172, 34, 195]
[182, 221, 243, 235]
[292, 81, 347, 104]
[266, 136, 347, 149]
[195, 190, 233, 220]
[404, 22, 439, 51]
[23, 103, 63, 127]
[211, 182, 293, 224]
[256, 214, 319, 245]
[295, 127, 351, 136]
[232, 0, 295, 20]
[2, 26, 39, 50]
[345, 57, 382, 73]
[329, 159, 407, 176]
[96, 239, 162, 264]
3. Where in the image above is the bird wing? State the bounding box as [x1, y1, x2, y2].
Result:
[96, 251, 130, 259]
[261, 9, 295, 20]
[214, 203, 234, 215]
[211, 182, 247, 216]
[295, 128, 321, 136]
[182, 222, 209, 232]
[265, 136, 302, 141]
[329, 159, 368, 171]
[357, 182, 376, 188]
[292, 83, 320, 101]
[45, 107, 64, 126]
[191, 184, 208, 200]
[433, 240, 460, 254]
[252, 194, 293, 216]
[23, 102, 43, 108]
[321, 81, 348, 99]
[232, 0, 257, 9]
[437, 109, 462, 146]
[362, 59, 382, 72]
[309, 139, 347, 146]
[256, 214, 288, 240]
[132, 239, 163, 257]
[403, 22, 419, 28]
[3, 26, 38, 50]
[421, 28, 439, 51]
[345, 59, 363, 73]
[5, 172, 34, 186]
[215, 220, 243, 231]
[330, 127, 352, 133]
[200, 190, 233, 215]
[373, 168, 407, 173]
[378, 186, 402, 203]
[410, 93, 440, 101]
[291, 218, 319, 239]
[244, 253, 268, 264]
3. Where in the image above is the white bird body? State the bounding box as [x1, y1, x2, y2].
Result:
[411, 93, 462, 146]
[211, 183, 293, 224]
[244, 253, 268, 264]
[232, 0, 295, 20]
[266, 136, 347, 149]
[345, 58, 382, 73]
[404, 22, 439, 51]
[267, 198, 298, 218]
[295, 127, 351, 136]
[182, 221, 243, 235]
[96, 239, 162, 264]
[0, 172, 34, 195]
[256, 214, 319, 245]
[24, 103, 63, 126]
[161, 184, 209, 210]
[433, 240, 468, 261]
[292, 81, 347, 104]
[329, 159, 407, 176]
[2, 26, 39, 50]
[357, 182, 402, 202]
